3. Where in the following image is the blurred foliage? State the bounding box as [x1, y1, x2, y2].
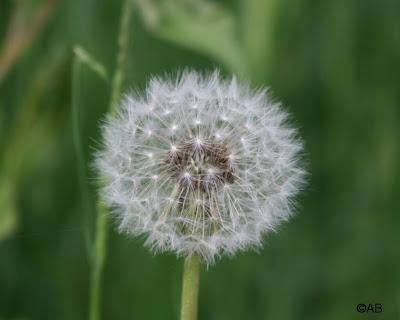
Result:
[0, 0, 399, 319]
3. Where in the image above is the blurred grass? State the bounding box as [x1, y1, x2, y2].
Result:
[0, 0, 399, 319]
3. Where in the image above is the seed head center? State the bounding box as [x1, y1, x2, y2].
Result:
[165, 139, 234, 189]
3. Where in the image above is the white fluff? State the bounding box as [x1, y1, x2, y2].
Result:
[95, 70, 306, 264]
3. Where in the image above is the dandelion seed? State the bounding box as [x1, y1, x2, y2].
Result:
[95, 69, 306, 265]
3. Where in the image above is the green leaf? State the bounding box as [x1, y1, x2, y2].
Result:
[73, 45, 109, 82]
[136, 0, 249, 76]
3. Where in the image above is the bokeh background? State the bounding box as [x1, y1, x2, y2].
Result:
[0, 0, 399, 319]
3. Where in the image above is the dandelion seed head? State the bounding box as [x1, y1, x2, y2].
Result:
[95, 69, 306, 264]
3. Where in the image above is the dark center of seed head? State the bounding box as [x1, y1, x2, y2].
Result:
[165, 139, 235, 189]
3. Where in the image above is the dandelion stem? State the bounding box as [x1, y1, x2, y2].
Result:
[89, 1, 131, 319]
[180, 254, 200, 320]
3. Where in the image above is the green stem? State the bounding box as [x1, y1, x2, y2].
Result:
[89, 1, 132, 320]
[180, 254, 201, 320]
[89, 203, 108, 320]
[72, 56, 93, 258]
[109, 0, 132, 116]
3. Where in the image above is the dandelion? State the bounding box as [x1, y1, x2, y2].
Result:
[95, 69, 306, 319]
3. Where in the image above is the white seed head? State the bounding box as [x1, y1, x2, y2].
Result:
[95, 70, 306, 264]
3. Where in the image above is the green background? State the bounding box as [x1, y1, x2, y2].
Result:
[0, 0, 399, 319]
